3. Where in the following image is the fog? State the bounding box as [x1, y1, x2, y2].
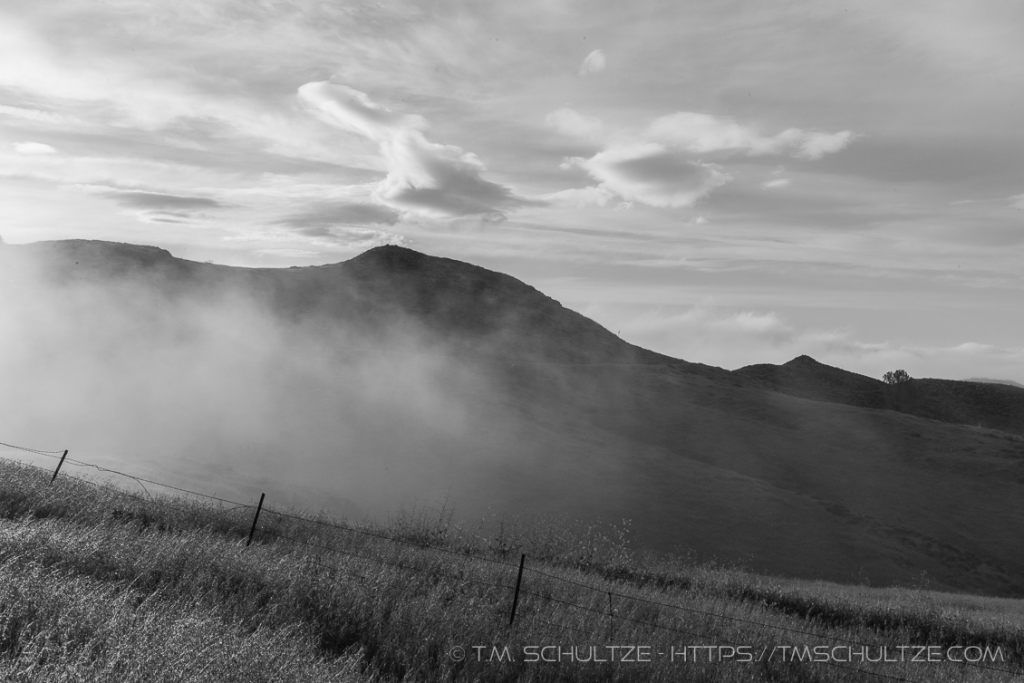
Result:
[0, 245, 521, 522]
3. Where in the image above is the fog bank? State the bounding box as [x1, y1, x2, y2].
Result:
[0, 245, 517, 521]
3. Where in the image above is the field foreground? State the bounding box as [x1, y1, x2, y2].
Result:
[0, 458, 1022, 683]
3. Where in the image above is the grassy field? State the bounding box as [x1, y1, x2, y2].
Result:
[0, 458, 1022, 682]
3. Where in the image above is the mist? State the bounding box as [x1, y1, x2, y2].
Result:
[0, 244, 520, 522]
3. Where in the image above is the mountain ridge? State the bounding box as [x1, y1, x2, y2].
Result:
[4, 240, 673, 366]
[735, 354, 1024, 436]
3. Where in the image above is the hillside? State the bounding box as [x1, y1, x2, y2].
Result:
[968, 378, 1024, 389]
[2, 239, 669, 365]
[2, 239, 1024, 599]
[735, 355, 1024, 435]
[1, 458, 1022, 682]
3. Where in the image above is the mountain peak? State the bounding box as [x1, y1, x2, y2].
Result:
[347, 244, 429, 272]
[784, 354, 821, 366]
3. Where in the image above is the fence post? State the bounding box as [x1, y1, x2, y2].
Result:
[246, 493, 265, 547]
[49, 450, 68, 484]
[509, 553, 526, 626]
[608, 592, 614, 641]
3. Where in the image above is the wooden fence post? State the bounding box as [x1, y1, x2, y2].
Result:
[608, 592, 614, 641]
[509, 553, 525, 626]
[49, 450, 68, 484]
[246, 493, 265, 547]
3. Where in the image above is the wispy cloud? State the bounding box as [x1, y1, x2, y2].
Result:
[91, 188, 223, 225]
[286, 226, 409, 248]
[547, 108, 853, 209]
[275, 202, 401, 228]
[561, 144, 730, 208]
[102, 190, 221, 210]
[544, 108, 606, 141]
[0, 104, 72, 125]
[647, 113, 854, 159]
[13, 142, 57, 154]
[298, 81, 536, 219]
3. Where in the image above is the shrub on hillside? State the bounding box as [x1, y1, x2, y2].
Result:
[883, 369, 912, 385]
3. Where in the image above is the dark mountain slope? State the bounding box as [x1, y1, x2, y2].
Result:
[258, 244, 674, 363]
[734, 355, 892, 409]
[735, 355, 1024, 435]
[5, 240, 670, 365]
[902, 378, 1024, 435]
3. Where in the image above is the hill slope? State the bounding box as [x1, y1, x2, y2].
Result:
[5, 240, 674, 365]
[4, 459, 1021, 682]
[3, 239, 1024, 598]
[735, 355, 1024, 435]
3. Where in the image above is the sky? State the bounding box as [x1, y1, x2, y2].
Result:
[1, 0, 1022, 383]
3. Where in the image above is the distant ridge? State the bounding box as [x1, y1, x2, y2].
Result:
[734, 355, 890, 410]
[967, 377, 1024, 389]
[735, 356, 1024, 435]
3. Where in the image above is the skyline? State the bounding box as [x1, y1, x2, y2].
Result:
[1, 1, 1022, 382]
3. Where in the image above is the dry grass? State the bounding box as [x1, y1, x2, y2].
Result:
[1, 459, 1022, 682]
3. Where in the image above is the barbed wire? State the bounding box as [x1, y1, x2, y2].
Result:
[0, 440, 67, 456]
[0, 453, 251, 531]
[0, 441, 255, 509]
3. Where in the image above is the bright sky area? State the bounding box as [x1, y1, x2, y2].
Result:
[1, 0, 1022, 382]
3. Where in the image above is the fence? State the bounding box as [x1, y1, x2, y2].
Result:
[0, 439, 1020, 683]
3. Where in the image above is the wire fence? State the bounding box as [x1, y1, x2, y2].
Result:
[1, 439, 1021, 683]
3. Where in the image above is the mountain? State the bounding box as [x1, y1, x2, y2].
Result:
[736, 356, 1024, 436]
[4, 239, 1024, 598]
[734, 355, 892, 409]
[5, 239, 669, 365]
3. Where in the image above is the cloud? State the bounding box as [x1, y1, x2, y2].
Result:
[647, 112, 855, 159]
[275, 202, 401, 228]
[1011, 193, 1024, 210]
[579, 49, 606, 75]
[544, 107, 606, 141]
[102, 190, 221, 210]
[546, 108, 854, 209]
[0, 105, 69, 125]
[297, 83, 428, 143]
[543, 185, 620, 208]
[726, 310, 792, 336]
[762, 178, 791, 189]
[950, 342, 996, 354]
[614, 305, 801, 364]
[253, 249, 322, 259]
[540, 185, 618, 208]
[138, 211, 193, 224]
[289, 225, 410, 248]
[91, 189, 222, 225]
[562, 143, 730, 208]
[14, 142, 57, 155]
[298, 81, 534, 219]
